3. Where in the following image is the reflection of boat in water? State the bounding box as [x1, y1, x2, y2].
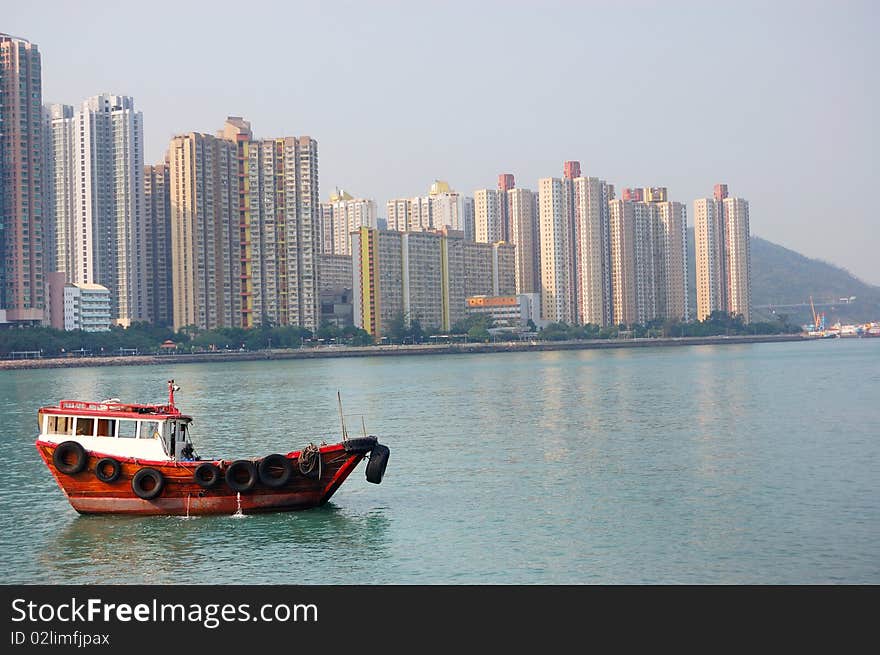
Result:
[35, 381, 390, 516]
[40, 503, 392, 584]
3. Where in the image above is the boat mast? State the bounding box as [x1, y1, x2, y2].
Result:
[337, 390, 349, 441]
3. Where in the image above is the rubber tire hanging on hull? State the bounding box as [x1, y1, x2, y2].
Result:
[131, 468, 164, 500]
[343, 436, 378, 453]
[365, 444, 390, 484]
[193, 462, 221, 488]
[53, 441, 87, 475]
[258, 454, 293, 488]
[95, 457, 121, 483]
[225, 460, 257, 493]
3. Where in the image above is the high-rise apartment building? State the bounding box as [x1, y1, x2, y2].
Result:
[608, 199, 638, 326]
[144, 163, 173, 326]
[462, 196, 475, 242]
[45, 94, 148, 325]
[215, 118, 320, 331]
[694, 184, 750, 322]
[609, 193, 690, 326]
[386, 181, 466, 236]
[320, 188, 377, 256]
[318, 253, 353, 292]
[352, 226, 466, 337]
[538, 177, 574, 323]
[474, 188, 504, 244]
[573, 176, 611, 326]
[508, 188, 540, 294]
[352, 227, 403, 337]
[464, 241, 515, 297]
[402, 231, 444, 330]
[723, 196, 751, 323]
[463, 242, 493, 298]
[654, 200, 689, 322]
[385, 199, 408, 233]
[492, 243, 516, 296]
[45, 104, 75, 278]
[428, 181, 464, 233]
[1, 34, 44, 323]
[168, 132, 241, 331]
[498, 173, 515, 241]
[693, 197, 725, 320]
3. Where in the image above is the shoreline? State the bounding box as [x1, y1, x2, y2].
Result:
[0, 334, 817, 371]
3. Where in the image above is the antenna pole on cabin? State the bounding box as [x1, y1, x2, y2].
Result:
[362, 416, 368, 438]
[337, 390, 349, 441]
[167, 380, 180, 410]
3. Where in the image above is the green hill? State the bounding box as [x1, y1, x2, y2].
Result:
[685, 228, 880, 325]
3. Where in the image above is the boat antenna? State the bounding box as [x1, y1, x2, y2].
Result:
[361, 416, 368, 438]
[168, 379, 180, 408]
[337, 390, 349, 442]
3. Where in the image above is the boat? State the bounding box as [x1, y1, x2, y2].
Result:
[34, 380, 390, 516]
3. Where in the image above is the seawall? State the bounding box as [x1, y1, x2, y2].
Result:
[0, 334, 813, 371]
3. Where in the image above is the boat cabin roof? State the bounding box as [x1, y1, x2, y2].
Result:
[40, 400, 190, 421]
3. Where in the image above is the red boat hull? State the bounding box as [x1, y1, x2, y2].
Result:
[36, 440, 367, 516]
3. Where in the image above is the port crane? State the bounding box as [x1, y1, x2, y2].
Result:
[809, 296, 826, 333]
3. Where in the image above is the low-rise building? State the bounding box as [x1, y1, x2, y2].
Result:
[465, 293, 543, 329]
[63, 283, 112, 331]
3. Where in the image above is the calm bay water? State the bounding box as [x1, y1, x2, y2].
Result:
[1, 339, 877, 584]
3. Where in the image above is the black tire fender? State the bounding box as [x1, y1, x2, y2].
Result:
[95, 457, 121, 483]
[366, 444, 390, 484]
[53, 440, 87, 475]
[344, 436, 378, 453]
[131, 468, 164, 500]
[225, 460, 257, 493]
[193, 462, 221, 488]
[258, 454, 293, 488]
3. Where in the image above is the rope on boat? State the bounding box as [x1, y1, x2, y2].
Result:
[299, 444, 322, 478]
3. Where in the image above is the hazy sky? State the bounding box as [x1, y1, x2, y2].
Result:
[6, 0, 878, 284]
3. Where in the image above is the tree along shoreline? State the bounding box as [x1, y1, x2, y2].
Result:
[0, 310, 800, 362]
[0, 333, 814, 371]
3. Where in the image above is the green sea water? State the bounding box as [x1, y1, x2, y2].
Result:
[1, 339, 877, 583]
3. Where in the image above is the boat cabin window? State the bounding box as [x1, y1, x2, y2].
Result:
[74, 417, 95, 437]
[118, 420, 138, 438]
[142, 421, 161, 440]
[96, 418, 116, 437]
[47, 415, 74, 436]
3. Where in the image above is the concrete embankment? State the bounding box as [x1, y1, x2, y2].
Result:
[0, 334, 812, 371]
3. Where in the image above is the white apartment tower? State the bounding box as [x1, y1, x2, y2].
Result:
[321, 188, 377, 256]
[386, 181, 465, 234]
[429, 181, 465, 232]
[46, 104, 76, 277]
[45, 94, 147, 325]
[608, 199, 638, 326]
[474, 188, 504, 244]
[538, 177, 575, 323]
[693, 195, 727, 321]
[508, 188, 540, 294]
[386, 198, 410, 232]
[572, 176, 611, 326]
[723, 196, 751, 323]
[655, 201, 689, 322]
